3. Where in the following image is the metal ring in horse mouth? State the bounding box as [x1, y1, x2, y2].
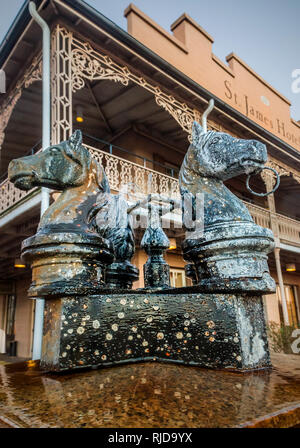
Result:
[246, 166, 280, 197]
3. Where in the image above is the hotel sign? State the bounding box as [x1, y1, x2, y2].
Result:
[224, 80, 300, 149]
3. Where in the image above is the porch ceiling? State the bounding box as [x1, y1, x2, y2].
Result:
[1, 82, 42, 177]
[72, 79, 189, 150]
[268, 249, 300, 278]
[0, 73, 189, 180]
[274, 175, 300, 220]
[0, 0, 191, 180]
[0, 205, 40, 280]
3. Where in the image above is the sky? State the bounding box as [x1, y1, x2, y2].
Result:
[1, 0, 300, 119]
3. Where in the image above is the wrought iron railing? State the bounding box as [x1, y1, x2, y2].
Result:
[1, 143, 300, 247]
[85, 144, 180, 197]
[0, 140, 42, 215]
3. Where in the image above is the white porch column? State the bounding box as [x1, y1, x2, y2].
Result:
[274, 247, 290, 325]
[51, 25, 73, 144]
[261, 170, 290, 326]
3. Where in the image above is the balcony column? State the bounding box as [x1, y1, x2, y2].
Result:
[51, 25, 73, 144]
[274, 248, 290, 325]
[261, 170, 279, 239]
[261, 170, 290, 326]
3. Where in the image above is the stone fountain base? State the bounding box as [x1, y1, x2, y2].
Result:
[41, 290, 271, 372]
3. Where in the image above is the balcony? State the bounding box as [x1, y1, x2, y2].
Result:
[1, 143, 300, 248]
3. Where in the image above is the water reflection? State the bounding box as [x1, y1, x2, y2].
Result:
[0, 355, 299, 428]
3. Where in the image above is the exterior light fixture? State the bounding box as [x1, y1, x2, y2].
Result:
[76, 105, 84, 123]
[169, 238, 177, 250]
[14, 258, 26, 268]
[286, 263, 296, 272]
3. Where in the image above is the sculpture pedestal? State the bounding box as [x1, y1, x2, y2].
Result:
[41, 291, 271, 372]
[183, 222, 276, 293]
[21, 230, 114, 298]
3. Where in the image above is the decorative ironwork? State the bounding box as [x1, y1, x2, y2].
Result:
[71, 45, 130, 91]
[0, 178, 30, 215]
[84, 144, 180, 198]
[264, 158, 300, 186]
[0, 91, 22, 148]
[1, 23, 300, 245]
[179, 121, 276, 293]
[155, 94, 200, 139]
[0, 55, 42, 147]
[266, 160, 290, 178]
[69, 29, 200, 140]
[51, 26, 73, 144]
[1, 143, 300, 248]
[260, 165, 278, 190]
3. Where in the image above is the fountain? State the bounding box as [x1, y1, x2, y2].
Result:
[8, 121, 279, 372]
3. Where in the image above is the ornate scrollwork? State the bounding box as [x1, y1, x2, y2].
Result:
[265, 158, 300, 186]
[69, 30, 198, 139]
[71, 46, 130, 92]
[260, 166, 277, 189]
[266, 160, 290, 178]
[24, 58, 42, 88]
[293, 174, 300, 184]
[56, 26, 300, 186]
[155, 94, 194, 135]
[0, 55, 42, 147]
[0, 91, 22, 147]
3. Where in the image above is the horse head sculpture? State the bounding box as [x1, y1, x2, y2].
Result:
[180, 121, 268, 227]
[180, 121, 276, 293]
[8, 130, 139, 295]
[9, 130, 110, 231]
[8, 131, 116, 298]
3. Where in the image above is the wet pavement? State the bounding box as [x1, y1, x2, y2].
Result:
[0, 352, 299, 428]
[0, 355, 30, 365]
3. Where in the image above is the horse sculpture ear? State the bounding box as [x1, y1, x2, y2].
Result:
[65, 130, 88, 186]
[69, 130, 83, 151]
[192, 121, 204, 147]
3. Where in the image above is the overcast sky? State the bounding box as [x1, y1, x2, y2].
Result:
[1, 0, 300, 119]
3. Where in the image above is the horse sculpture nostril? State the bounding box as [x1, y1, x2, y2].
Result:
[246, 142, 267, 164]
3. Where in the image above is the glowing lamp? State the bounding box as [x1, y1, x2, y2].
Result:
[14, 258, 26, 268]
[286, 263, 296, 272]
[76, 105, 84, 123]
[169, 238, 177, 250]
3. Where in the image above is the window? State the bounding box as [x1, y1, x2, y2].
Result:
[170, 268, 192, 288]
[276, 285, 300, 327]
